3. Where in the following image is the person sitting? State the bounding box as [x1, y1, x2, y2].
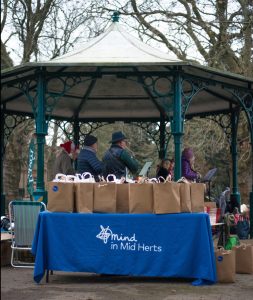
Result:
[181, 148, 201, 182]
[102, 131, 139, 179]
[77, 135, 104, 181]
[156, 158, 171, 182]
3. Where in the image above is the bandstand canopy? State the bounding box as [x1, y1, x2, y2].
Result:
[1, 21, 252, 122]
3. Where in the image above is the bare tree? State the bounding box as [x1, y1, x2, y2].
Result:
[1, 0, 14, 67]
[36, 1, 99, 60]
[4, 0, 55, 63]
[3, 119, 35, 203]
[90, 0, 253, 76]
[1, 0, 102, 64]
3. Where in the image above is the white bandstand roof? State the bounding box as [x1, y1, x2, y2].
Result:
[48, 22, 181, 64]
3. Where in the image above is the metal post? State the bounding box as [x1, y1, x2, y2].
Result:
[230, 108, 241, 211]
[73, 118, 80, 147]
[172, 73, 183, 181]
[73, 117, 80, 170]
[0, 104, 5, 215]
[159, 114, 166, 159]
[33, 68, 48, 204]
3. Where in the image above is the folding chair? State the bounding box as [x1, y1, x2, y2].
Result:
[8, 200, 46, 268]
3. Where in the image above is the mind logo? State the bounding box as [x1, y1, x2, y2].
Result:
[96, 225, 137, 244]
[96, 225, 113, 244]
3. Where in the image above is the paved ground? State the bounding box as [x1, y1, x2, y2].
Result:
[1, 266, 253, 300]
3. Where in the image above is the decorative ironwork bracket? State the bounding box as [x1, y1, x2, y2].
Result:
[181, 76, 211, 118]
[3, 114, 33, 152]
[225, 87, 253, 140]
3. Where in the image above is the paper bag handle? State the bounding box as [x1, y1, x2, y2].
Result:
[177, 177, 190, 183]
[82, 172, 93, 179]
[106, 174, 117, 182]
[53, 173, 67, 182]
[149, 178, 158, 183]
[106, 174, 125, 184]
[66, 175, 76, 182]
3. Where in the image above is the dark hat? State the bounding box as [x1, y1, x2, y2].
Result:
[110, 131, 127, 143]
[84, 135, 97, 146]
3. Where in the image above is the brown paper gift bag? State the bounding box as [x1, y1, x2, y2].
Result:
[153, 182, 180, 214]
[129, 183, 153, 213]
[179, 182, 191, 212]
[47, 181, 74, 212]
[233, 244, 253, 274]
[75, 182, 94, 213]
[93, 182, 117, 213]
[116, 183, 129, 213]
[215, 248, 236, 283]
[190, 183, 205, 212]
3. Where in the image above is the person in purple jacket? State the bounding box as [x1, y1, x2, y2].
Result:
[181, 148, 201, 182]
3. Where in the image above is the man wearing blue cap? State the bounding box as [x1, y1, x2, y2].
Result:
[77, 135, 104, 181]
[102, 131, 139, 179]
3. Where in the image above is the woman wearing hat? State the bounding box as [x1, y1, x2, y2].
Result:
[181, 148, 201, 182]
[102, 131, 139, 179]
[77, 135, 104, 181]
[52, 141, 78, 178]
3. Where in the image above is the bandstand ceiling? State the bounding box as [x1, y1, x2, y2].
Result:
[1, 21, 252, 122]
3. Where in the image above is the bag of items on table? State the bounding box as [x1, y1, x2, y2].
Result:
[47, 174, 75, 212]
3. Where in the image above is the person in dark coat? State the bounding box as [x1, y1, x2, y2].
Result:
[181, 148, 201, 181]
[102, 131, 139, 179]
[77, 135, 103, 181]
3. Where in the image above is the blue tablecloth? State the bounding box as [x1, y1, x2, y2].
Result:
[32, 212, 217, 285]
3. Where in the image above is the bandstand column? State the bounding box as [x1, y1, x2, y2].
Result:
[33, 68, 48, 204]
[230, 108, 241, 211]
[159, 114, 166, 159]
[172, 73, 183, 181]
